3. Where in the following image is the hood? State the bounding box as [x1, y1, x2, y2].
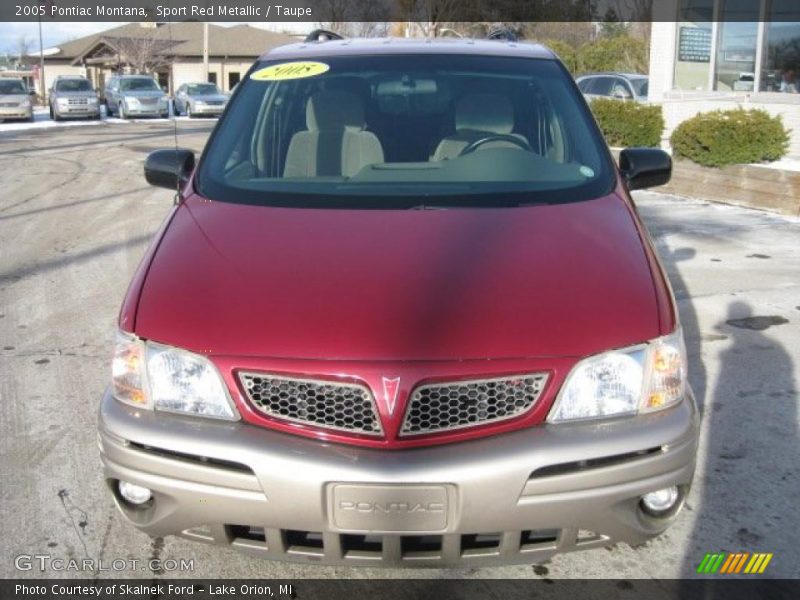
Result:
[54, 91, 97, 99]
[122, 90, 165, 98]
[191, 94, 228, 102]
[133, 193, 661, 361]
[0, 94, 28, 103]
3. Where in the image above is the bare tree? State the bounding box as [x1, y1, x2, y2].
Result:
[16, 35, 31, 62]
[316, 0, 392, 36]
[108, 29, 174, 75]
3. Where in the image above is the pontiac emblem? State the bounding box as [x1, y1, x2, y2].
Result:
[382, 377, 401, 415]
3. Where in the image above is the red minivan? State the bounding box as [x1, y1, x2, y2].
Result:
[99, 35, 699, 567]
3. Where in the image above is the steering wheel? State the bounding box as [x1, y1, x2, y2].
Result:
[458, 134, 533, 156]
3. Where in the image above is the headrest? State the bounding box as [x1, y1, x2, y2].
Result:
[455, 93, 514, 134]
[306, 91, 365, 131]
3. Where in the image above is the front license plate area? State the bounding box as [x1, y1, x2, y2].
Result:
[328, 484, 451, 533]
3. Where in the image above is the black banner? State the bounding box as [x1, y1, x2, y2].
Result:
[3, 0, 800, 23]
[1, 579, 798, 600]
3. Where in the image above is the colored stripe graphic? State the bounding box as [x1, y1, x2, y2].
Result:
[719, 553, 736, 574]
[698, 552, 774, 575]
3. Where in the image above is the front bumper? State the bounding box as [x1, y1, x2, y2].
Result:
[125, 104, 168, 117]
[190, 104, 225, 116]
[55, 104, 100, 118]
[98, 388, 699, 567]
[0, 106, 32, 119]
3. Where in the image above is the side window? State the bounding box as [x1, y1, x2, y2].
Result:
[611, 78, 633, 99]
[587, 76, 615, 96]
[577, 78, 593, 93]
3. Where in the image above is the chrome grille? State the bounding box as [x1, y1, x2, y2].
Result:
[239, 373, 382, 435]
[68, 97, 88, 105]
[139, 97, 158, 105]
[400, 374, 548, 436]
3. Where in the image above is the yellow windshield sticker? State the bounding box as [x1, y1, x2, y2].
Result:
[250, 61, 330, 81]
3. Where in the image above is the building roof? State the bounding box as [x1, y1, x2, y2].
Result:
[261, 38, 557, 61]
[44, 23, 298, 62]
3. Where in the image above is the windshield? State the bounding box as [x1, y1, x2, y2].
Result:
[0, 79, 27, 95]
[56, 79, 93, 92]
[630, 77, 649, 97]
[197, 55, 614, 208]
[121, 78, 160, 92]
[188, 83, 220, 95]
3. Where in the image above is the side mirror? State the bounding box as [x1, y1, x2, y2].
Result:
[29, 89, 37, 96]
[144, 149, 195, 191]
[619, 147, 671, 191]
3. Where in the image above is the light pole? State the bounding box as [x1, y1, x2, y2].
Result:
[202, 22, 209, 81]
[37, 12, 45, 103]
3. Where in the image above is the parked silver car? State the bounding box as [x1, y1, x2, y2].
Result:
[49, 76, 100, 121]
[104, 75, 169, 119]
[576, 73, 649, 102]
[174, 82, 228, 118]
[0, 77, 34, 122]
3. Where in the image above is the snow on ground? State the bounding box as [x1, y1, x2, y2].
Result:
[0, 105, 216, 134]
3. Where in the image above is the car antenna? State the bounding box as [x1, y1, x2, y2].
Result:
[166, 2, 181, 205]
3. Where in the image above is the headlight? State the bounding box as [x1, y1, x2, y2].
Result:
[56, 97, 68, 104]
[88, 97, 98, 104]
[20, 98, 31, 107]
[111, 331, 238, 420]
[549, 329, 686, 422]
[158, 97, 168, 104]
[194, 100, 205, 105]
[126, 97, 139, 105]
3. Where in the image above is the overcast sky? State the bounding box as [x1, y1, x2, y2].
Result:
[0, 21, 314, 56]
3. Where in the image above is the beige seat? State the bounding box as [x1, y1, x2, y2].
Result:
[432, 93, 527, 161]
[283, 91, 384, 177]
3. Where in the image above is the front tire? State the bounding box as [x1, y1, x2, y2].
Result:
[118, 101, 126, 120]
[186, 105, 193, 119]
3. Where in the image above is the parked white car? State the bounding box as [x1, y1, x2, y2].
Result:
[174, 82, 228, 118]
[576, 73, 649, 102]
[0, 78, 34, 122]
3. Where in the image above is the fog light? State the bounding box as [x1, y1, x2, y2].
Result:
[640, 486, 679, 516]
[118, 481, 152, 505]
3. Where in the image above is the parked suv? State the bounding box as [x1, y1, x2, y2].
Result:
[0, 77, 34, 122]
[174, 82, 228, 118]
[104, 74, 169, 119]
[100, 37, 699, 567]
[576, 72, 649, 102]
[49, 75, 100, 121]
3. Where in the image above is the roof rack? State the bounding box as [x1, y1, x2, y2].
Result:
[304, 29, 345, 43]
[487, 27, 518, 42]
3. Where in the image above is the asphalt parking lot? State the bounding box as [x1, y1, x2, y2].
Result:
[0, 121, 797, 580]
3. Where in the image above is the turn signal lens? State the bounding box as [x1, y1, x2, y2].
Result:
[642, 330, 686, 413]
[111, 331, 150, 408]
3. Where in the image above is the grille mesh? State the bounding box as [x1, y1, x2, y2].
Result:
[401, 374, 548, 436]
[239, 373, 382, 435]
